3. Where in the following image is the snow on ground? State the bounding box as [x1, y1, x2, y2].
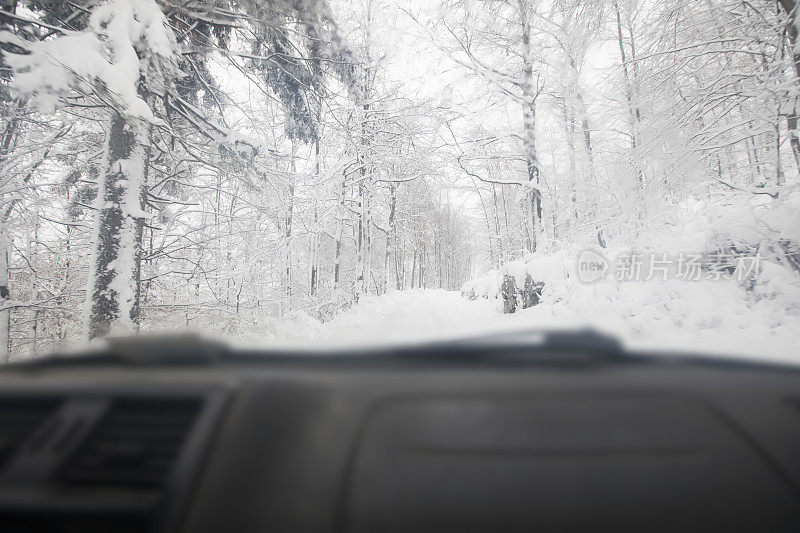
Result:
[227, 189, 800, 366]
[238, 289, 517, 347]
[231, 286, 800, 366]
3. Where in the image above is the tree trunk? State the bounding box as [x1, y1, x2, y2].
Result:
[519, 0, 541, 253]
[0, 232, 9, 362]
[561, 96, 579, 228]
[410, 249, 417, 290]
[310, 104, 322, 297]
[779, 0, 800, 178]
[419, 242, 426, 289]
[573, 87, 606, 247]
[0, 46, 22, 358]
[358, 180, 372, 296]
[333, 174, 346, 289]
[491, 185, 504, 263]
[355, 63, 373, 299]
[786, 115, 800, 174]
[384, 183, 397, 293]
[781, 0, 800, 77]
[88, 113, 149, 339]
[394, 235, 404, 289]
[27, 205, 39, 356]
[612, 0, 644, 192]
[775, 120, 786, 186]
[285, 142, 296, 311]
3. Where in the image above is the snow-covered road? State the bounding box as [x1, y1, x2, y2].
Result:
[304, 289, 526, 343]
[243, 288, 799, 365]
[262, 289, 524, 346]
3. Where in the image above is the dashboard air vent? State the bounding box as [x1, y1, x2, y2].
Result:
[60, 397, 202, 488]
[0, 398, 59, 468]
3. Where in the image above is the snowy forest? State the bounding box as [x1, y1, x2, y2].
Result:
[1, 0, 799, 360]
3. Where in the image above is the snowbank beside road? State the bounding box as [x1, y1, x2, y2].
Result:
[460, 191, 800, 364]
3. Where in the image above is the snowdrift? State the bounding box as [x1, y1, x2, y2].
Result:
[461, 190, 800, 361]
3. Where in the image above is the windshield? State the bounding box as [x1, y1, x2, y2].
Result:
[0, 0, 798, 363]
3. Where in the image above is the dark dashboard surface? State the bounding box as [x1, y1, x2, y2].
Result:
[0, 334, 798, 532]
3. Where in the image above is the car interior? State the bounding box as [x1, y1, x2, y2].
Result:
[0, 332, 798, 532]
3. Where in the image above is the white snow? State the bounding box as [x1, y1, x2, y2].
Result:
[230, 289, 526, 348]
[225, 189, 800, 365]
[222, 285, 800, 366]
[1, 0, 175, 120]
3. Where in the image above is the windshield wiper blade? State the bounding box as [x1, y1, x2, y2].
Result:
[11, 329, 625, 369]
[12, 334, 228, 368]
[454, 327, 624, 354]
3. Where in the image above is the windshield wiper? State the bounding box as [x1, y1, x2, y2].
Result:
[11, 329, 625, 368]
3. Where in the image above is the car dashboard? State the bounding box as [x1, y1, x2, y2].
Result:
[0, 334, 798, 532]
